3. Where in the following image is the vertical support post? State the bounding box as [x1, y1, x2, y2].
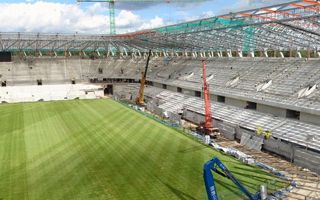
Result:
[109, 1, 116, 35]
[297, 51, 302, 58]
[250, 50, 255, 58]
[280, 52, 284, 58]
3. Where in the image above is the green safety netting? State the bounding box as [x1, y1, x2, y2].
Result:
[154, 17, 255, 52]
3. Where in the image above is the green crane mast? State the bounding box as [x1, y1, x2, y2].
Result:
[76, 0, 195, 35]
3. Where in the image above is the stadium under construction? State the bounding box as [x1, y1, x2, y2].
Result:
[0, 0, 320, 199]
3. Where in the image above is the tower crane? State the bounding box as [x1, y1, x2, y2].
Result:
[76, 0, 195, 35]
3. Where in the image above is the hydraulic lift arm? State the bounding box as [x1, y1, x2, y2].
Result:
[204, 157, 260, 200]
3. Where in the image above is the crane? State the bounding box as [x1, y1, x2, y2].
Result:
[197, 60, 219, 137]
[136, 49, 151, 106]
[204, 157, 261, 200]
[76, 0, 195, 35]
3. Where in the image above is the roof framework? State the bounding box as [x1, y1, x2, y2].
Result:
[0, 0, 319, 54]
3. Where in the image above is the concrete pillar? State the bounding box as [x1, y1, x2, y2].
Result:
[280, 52, 284, 58]
[123, 49, 128, 57]
[297, 51, 302, 58]
[250, 51, 255, 58]
[192, 52, 197, 58]
[96, 50, 101, 57]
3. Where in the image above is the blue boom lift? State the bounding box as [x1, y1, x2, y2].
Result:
[204, 157, 261, 200]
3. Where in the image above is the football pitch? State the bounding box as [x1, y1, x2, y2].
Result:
[0, 99, 287, 199]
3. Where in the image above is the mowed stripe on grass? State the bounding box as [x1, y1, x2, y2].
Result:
[0, 99, 288, 200]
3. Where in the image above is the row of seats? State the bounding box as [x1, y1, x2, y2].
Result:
[1, 57, 319, 114]
[0, 84, 103, 103]
[113, 84, 320, 150]
[142, 85, 320, 151]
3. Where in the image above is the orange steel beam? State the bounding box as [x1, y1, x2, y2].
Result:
[303, 0, 320, 5]
[290, 3, 320, 13]
[240, 13, 277, 21]
[261, 8, 301, 17]
[112, 30, 156, 40]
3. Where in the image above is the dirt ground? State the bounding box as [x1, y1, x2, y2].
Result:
[216, 137, 320, 200]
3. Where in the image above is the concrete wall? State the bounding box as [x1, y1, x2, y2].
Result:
[294, 148, 320, 174]
[257, 104, 287, 117]
[211, 94, 218, 102]
[300, 112, 320, 126]
[166, 85, 177, 92]
[225, 97, 247, 108]
[263, 138, 294, 161]
[0, 84, 103, 103]
[216, 121, 236, 140]
[182, 88, 196, 96]
[153, 82, 163, 88]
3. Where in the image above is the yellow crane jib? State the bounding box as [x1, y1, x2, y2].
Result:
[136, 49, 152, 106]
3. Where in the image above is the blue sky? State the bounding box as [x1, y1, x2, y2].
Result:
[0, 0, 289, 34]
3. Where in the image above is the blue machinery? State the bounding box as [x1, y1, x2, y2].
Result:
[203, 157, 261, 200]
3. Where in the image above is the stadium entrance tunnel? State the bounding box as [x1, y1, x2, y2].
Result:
[104, 85, 113, 95]
[37, 79, 42, 86]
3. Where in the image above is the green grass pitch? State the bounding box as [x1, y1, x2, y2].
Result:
[0, 99, 287, 199]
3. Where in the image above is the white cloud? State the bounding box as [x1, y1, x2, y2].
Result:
[181, 11, 215, 22]
[224, 0, 293, 13]
[140, 16, 164, 30]
[87, 3, 107, 15]
[0, 2, 166, 34]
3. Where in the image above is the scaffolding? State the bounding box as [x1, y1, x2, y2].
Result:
[0, 0, 319, 54]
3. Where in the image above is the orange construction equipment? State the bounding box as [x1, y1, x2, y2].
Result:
[136, 49, 152, 106]
[198, 60, 219, 137]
